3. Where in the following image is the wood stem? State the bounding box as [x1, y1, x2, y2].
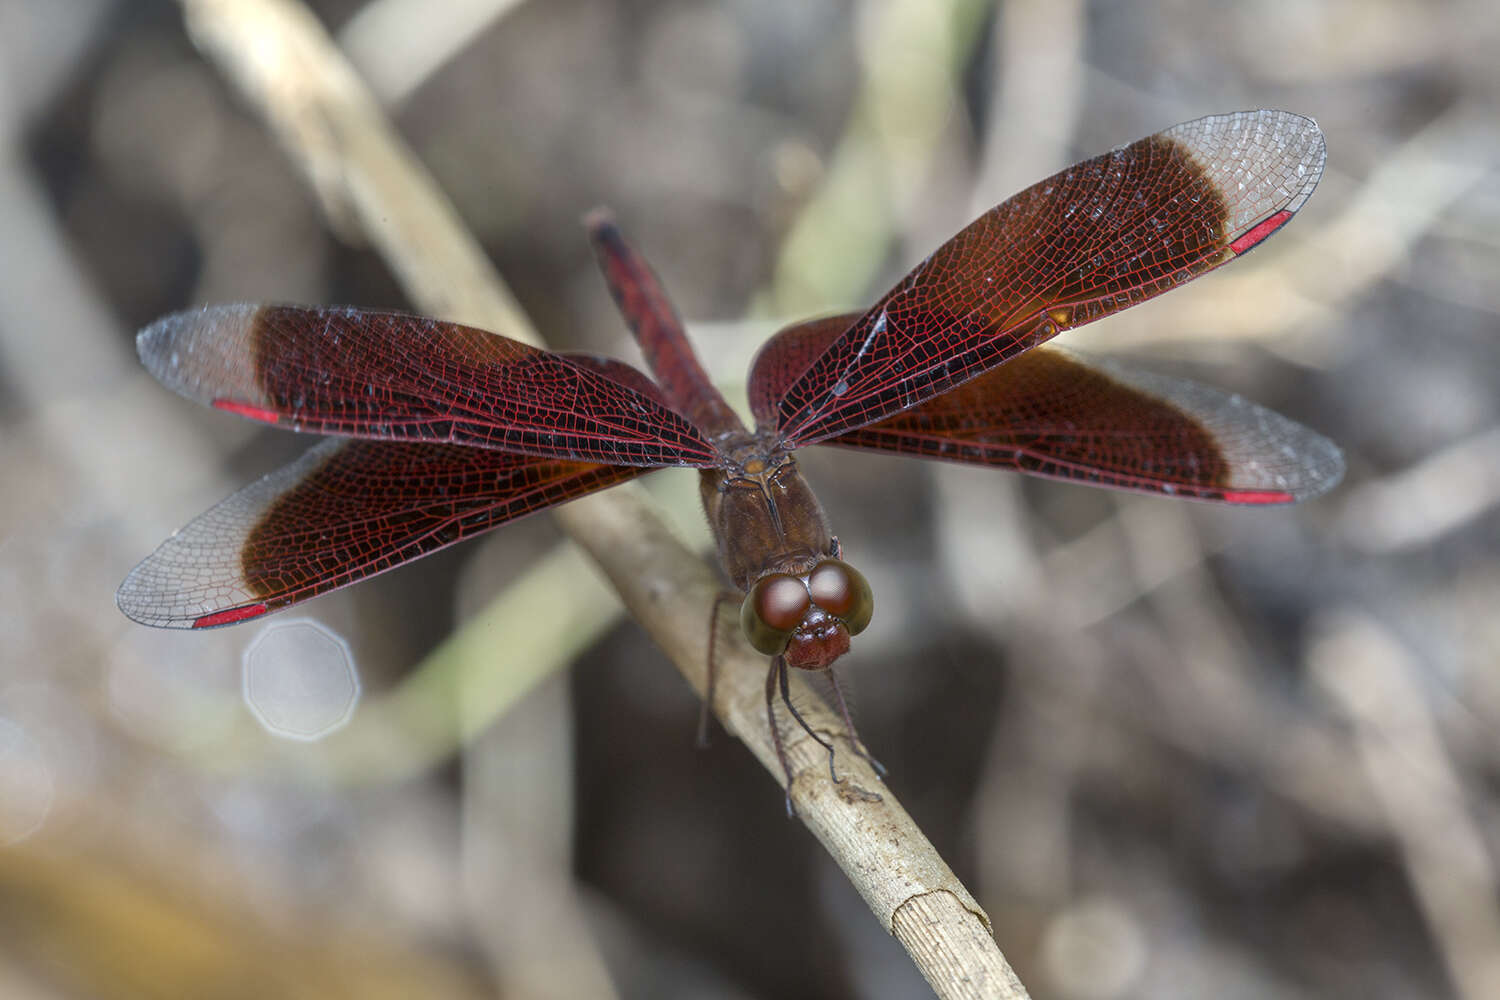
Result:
[176, 1, 1029, 995]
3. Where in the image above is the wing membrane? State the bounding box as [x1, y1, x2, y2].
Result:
[830, 344, 1344, 503]
[748, 313, 853, 427]
[137, 304, 720, 467]
[771, 111, 1325, 445]
[116, 439, 642, 628]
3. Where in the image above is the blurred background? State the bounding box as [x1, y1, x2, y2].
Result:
[2, 0, 1498, 997]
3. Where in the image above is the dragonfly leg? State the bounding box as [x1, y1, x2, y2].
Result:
[765, 657, 796, 817]
[777, 655, 839, 785]
[826, 668, 886, 779]
[698, 591, 738, 749]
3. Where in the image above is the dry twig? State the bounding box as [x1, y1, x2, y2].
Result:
[175, 0, 1027, 995]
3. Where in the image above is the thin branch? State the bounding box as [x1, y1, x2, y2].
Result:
[1311, 611, 1500, 1000]
[176, 0, 1028, 996]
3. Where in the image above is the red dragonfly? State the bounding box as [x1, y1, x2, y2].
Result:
[119, 111, 1341, 794]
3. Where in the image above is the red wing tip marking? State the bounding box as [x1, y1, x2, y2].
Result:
[1221, 489, 1296, 505]
[1229, 210, 1295, 256]
[192, 604, 270, 628]
[213, 399, 283, 424]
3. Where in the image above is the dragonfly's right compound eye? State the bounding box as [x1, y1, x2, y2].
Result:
[807, 559, 873, 636]
[741, 573, 811, 655]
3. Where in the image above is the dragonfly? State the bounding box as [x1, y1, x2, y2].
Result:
[119, 110, 1343, 799]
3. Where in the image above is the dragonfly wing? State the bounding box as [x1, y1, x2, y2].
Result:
[116, 438, 643, 628]
[137, 304, 720, 467]
[826, 345, 1344, 503]
[772, 111, 1325, 445]
[747, 313, 857, 428]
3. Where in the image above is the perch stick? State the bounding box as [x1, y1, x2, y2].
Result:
[176, 1, 1027, 995]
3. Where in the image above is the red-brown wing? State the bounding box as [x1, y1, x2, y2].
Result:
[769, 111, 1325, 446]
[748, 313, 854, 427]
[116, 439, 642, 629]
[826, 344, 1343, 503]
[559, 351, 679, 413]
[137, 304, 720, 467]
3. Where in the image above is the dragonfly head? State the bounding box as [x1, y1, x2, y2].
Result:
[741, 559, 873, 670]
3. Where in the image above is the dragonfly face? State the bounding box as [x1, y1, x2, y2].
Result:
[740, 558, 873, 670]
[697, 441, 871, 670]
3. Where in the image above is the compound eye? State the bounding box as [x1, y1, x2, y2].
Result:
[741, 574, 810, 655]
[807, 560, 873, 636]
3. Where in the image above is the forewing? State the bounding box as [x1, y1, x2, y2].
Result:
[137, 304, 719, 467]
[560, 351, 678, 412]
[771, 111, 1325, 445]
[747, 313, 857, 427]
[116, 439, 643, 629]
[827, 345, 1344, 503]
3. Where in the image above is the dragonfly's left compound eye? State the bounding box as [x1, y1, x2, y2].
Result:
[808, 559, 873, 635]
[742, 573, 810, 655]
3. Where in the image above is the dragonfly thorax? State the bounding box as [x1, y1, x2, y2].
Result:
[697, 444, 873, 669]
[699, 446, 832, 591]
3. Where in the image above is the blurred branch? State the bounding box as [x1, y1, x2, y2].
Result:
[1337, 426, 1500, 554]
[175, 0, 1025, 995]
[761, 0, 991, 318]
[241, 542, 622, 784]
[338, 0, 530, 105]
[0, 829, 491, 999]
[181, 0, 533, 336]
[968, 0, 1085, 211]
[1311, 611, 1500, 1000]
